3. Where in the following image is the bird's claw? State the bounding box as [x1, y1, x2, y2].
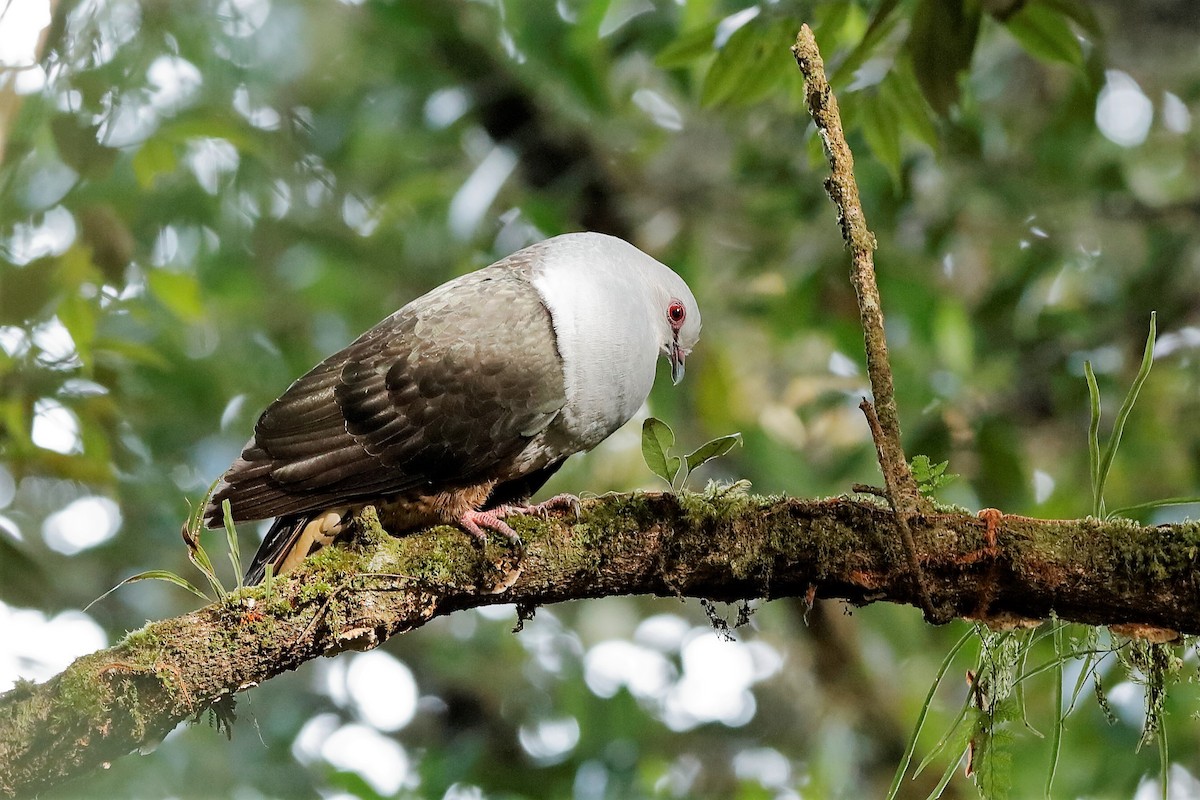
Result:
[510, 493, 582, 520]
[459, 509, 524, 549]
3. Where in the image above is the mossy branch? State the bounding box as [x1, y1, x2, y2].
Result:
[3, 491, 1200, 797]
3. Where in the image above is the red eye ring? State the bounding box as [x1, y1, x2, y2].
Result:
[667, 301, 686, 326]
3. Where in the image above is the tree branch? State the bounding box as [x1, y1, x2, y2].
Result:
[3, 491, 1198, 796]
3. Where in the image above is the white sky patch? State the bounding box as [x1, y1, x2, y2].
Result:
[294, 713, 415, 794]
[584, 640, 676, 699]
[270, 179, 293, 219]
[147, 55, 202, 112]
[60, 378, 109, 397]
[632, 88, 683, 131]
[0, 466, 15, 509]
[733, 747, 793, 792]
[1162, 92, 1191, 134]
[232, 85, 281, 130]
[476, 602, 516, 621]
[42, 495, 122, 555]
[634, 613, 691, 652]
[32, 316, 80, 368]
[67, 0, 141, 67]
[343, 651, 418, 732]
[518, 716, 580, 764]
[0, 602, 108, 691]
[217, 0, 271, 37]
[1154, 326, 1200, 358]
[1134, 765, 1200, 800]
[516, 610, 582, 676]
[220, 393, 246, 431]
[425, 87, 470, 130]
[31, 398, 83, 455]
[324, 724, 412, 795]
[186, 138, 240, 195]
[0, 326, 30, 358]
[662, 633, 783, 731]
[663, 634, 753, 729]
[0, 0, 51, 68]
[341, 194, 379, 237]
[828, 351, 859, 377]
[0, 515, 21, 542]
[97, 89, 160, 148]
[1033, 469, 1055, 504]
[1106, 680, 1144, 728]
[8, 206, 77, 265]
[449, 144, 518, 239]
[1095, 70, 1153, 148]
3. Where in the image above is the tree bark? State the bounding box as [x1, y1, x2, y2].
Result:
[1, 491, 1197, 797]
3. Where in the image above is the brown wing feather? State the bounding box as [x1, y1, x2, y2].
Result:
[204, 264, 566, 528]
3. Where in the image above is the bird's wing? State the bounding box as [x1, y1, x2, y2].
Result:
[204, 267, 566, 525]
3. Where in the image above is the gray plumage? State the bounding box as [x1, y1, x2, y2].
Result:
[204, 232, 701, 583]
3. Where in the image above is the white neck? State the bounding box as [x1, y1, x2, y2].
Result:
[531, 239, 661, 448]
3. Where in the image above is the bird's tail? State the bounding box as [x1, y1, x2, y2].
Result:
[244, 510, 346, 585]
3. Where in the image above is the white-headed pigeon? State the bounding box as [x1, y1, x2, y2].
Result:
[204, 232, 701, 583]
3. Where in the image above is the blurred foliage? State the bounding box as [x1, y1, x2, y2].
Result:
[3, 0, 1200, 798]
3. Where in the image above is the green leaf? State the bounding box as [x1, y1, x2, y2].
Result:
[907, 0, 980, 115]
[132, 138, 179, 189]
[830, 0, 903, 89]
[656, 21, 718, 69]
[886, 627, 974, 799]
[0, 258, 61, 324]
[147, 268, 205, 322]
[1096, 312, 1156, 519]
[1004, 2, 1084, 67]
[85, 569, 211, 612]
[910, 455, 957, 496]
[861, 86, 903, 186]
[1045, 621, 1066, 798]
[1084, 360, 1102, 516]
[885, 61, 940, 150]
[1107, 496, 1200, 519]
[222, 499, 243, 591]
[683, 432, 742, 474]
[641, 417, 681, 485]
[50, 115, 118, 177]
[1037, 0, 1101, 36]
[699, 19, 792, 108]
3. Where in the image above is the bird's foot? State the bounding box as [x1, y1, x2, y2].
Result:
[458, 510, 523, 548]
[502, 493, 582, 519]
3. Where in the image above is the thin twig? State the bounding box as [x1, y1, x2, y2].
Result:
[791, 26, 922, 516]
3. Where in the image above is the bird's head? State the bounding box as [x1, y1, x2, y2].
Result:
[649, 274, 701, 385]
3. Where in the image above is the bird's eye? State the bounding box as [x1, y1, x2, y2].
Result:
[668, 301, 686, 326]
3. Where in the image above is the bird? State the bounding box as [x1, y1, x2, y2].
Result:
[203, 232, 701, 584]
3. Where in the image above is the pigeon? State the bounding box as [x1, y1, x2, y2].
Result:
[203, 232, 701, 584]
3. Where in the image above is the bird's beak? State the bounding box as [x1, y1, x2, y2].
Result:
[669, 341, 686, 385]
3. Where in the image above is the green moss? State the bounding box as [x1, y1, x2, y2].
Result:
[54, 659, 111, 724]
[117, 624, 164, 657]
[296, 580, 334, 605]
